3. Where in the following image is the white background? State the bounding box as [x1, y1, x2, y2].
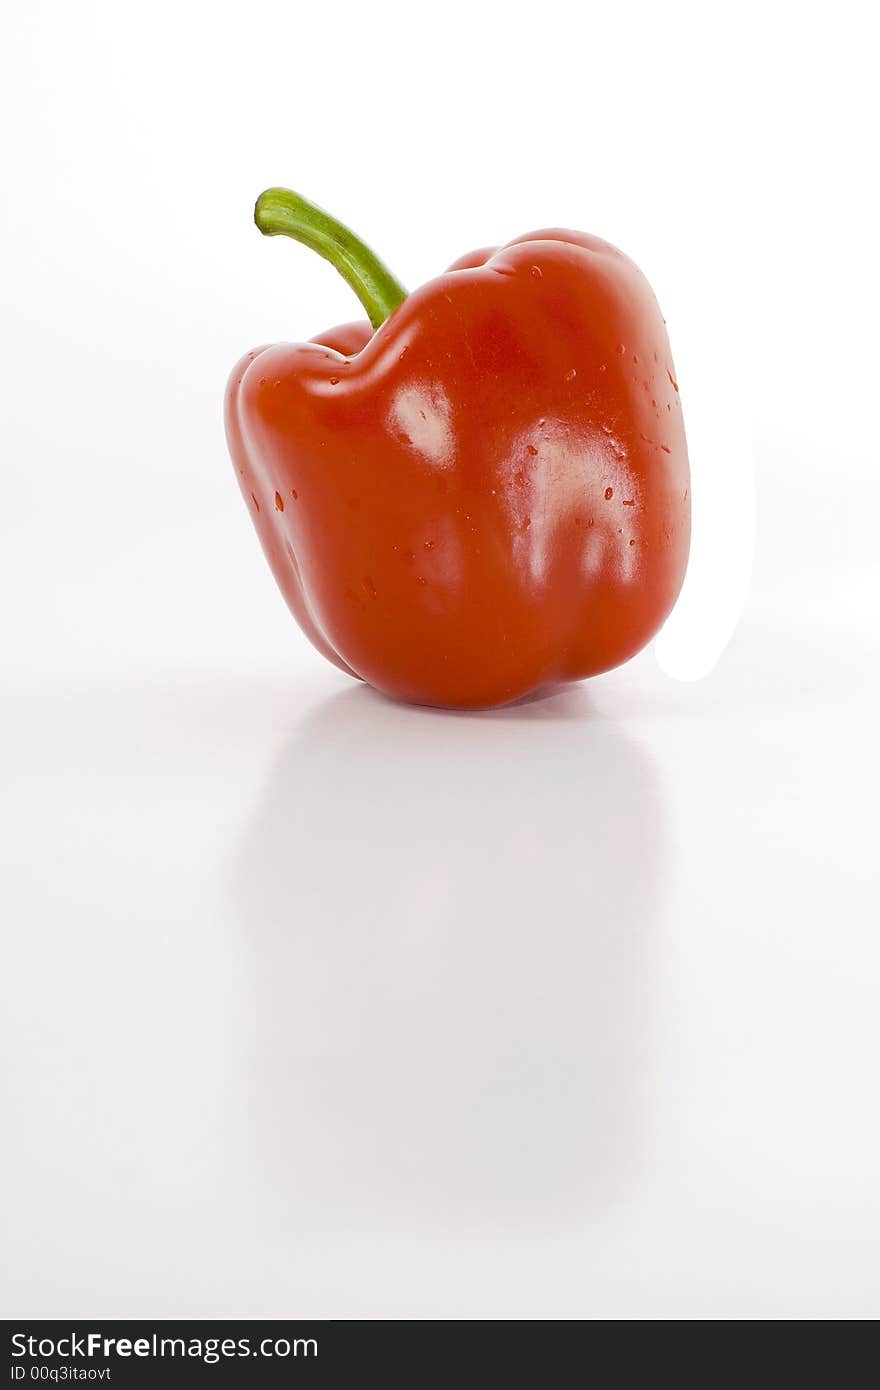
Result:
[2, 0, 877, 1319]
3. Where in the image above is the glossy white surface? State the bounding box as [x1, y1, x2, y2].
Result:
[3, 422, 878, 1317]
[2, 0, 877, 1321]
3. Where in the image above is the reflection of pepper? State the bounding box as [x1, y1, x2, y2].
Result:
[225, 187, 690, 709]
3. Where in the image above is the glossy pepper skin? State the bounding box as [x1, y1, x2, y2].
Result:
[226, 191, 690, 709]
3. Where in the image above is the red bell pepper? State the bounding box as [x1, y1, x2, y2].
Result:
[226, 188, 690, 709]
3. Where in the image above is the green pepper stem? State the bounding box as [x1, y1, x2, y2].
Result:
[254, 187, 408, 331]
